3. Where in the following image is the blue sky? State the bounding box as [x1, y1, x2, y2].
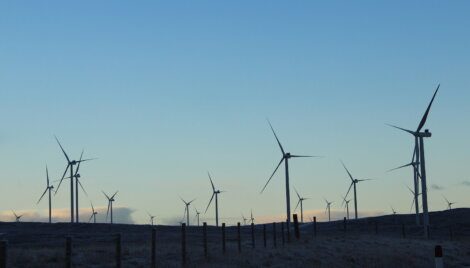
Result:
[0, 1, 469, 224]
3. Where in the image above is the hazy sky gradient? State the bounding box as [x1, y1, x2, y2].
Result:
[1, 1, 469, 225]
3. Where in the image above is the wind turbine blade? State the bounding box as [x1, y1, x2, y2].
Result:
[356, 179, 373, 182]
[88, 214, 94, 223]
[102, 191, 111, 200]
[386, 124, 416, 135]
[267, 119, 285, 155]
[74, 149, 84, 176]
[260, 157, 284, 193]
[340, 161, 355, 182]
[111, 191, 118, 199]
[294, 199, 301, 211]
[106, 202, 111, 221]
[55, 136, 71, 163]
[91, 202, 95, 213]
[46, 165, 50, 187]
[11, 210, 17, 218]
[55, 164, 70, 195]
[345, 182, 354, 198]
[417, 84, 440, 132]
[208, 172, 216, 192]
[410, 198, 415, 212]
[37, 188, 48, 204]
[204, 193, 215, 213]
[189, 198, 196, 204]
[77, 179, 88, 196]
[77, 158, 98, 163]
[387, 163, 413, 172]
[443, 196, 450, 204]
[294, 187, 301, 200]
[405, 185, 415, 195]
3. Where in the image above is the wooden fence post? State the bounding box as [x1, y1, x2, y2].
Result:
[65, 237, 72, 268]
[281, 222, 285, 246]
[251, 223, 255, 248]
[293, 214, 300, 240]
[0, 240, 8, 268]
[222, 223, 226, 254]
[182, 223, 187, 265]
[151, 228, 156, 268]
[116, 233, 122, 268]
[313, 217, 317, 238]
[237, 222, 241, 253]
[203, 222, 208, 258]
[273, 222, 277, 248]
[263, 224, 267, 248]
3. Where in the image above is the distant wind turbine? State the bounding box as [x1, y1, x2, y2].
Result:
[342, 161, 372, 219]
[147, 212, 156, 225]
[324, 199, 333, 222]
[181, 198, 195, 226]
[261, 120, 318, 225]
[11, 210, 23, 223]
[341, 195, 351, 220]
[205, 172, 224, 227]
[293, 187, 309, 223]
[195, 208, 201, 226]
[391, 206, 397, 215]
[443, 196, 455, 211]
[55, 137, 94, 223]
[405, 185, 421, 213]
[88, 202, 98, 223]
[37, 165, 54, 223]
[387, 84, 440, 237]
[388, 149, 421, 225]
[250, 209, 255, 224]
[241, 214, 248, 225]
[103, 191, 118, 224]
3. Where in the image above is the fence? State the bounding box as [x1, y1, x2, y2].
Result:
[0, 214, 463, 267]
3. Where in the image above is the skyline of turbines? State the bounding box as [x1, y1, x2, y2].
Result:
[3, 85, 455, 227]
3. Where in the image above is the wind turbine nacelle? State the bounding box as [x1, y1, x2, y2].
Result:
[285, 153, 291, 158]
[418, 129, 432, 138]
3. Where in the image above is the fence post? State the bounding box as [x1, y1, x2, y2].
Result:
[263, 224, 267, 248]
[151, 228, 156, 268]
[116, 233, 122, 268]
[182, 223, 186, 265]
[435, 245, 443, 268]
[222, 223, 226, 254]
[313, 217, 317, 238]
[203, 222, 208, 258]
[343, 217, 347, 232]
[237, 222, 241, 253]
[375, 221, 378, 235]
[65, 237, 72, 268]
[273, 222, 277, 248]
[0, 240, 8, 268]
[251, 223, 255, 248]
[402, 224, 406, 238]
[293, 214, 300, 240]
[281, 222, 285, 246]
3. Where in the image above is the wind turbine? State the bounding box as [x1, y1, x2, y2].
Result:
[205, 172, 224, 227]
[406, 185, 422, 213]
[37, 165, 54, 223]
[103, 191, 118, 224]
[443, 196, 455, 211]
[71, 150, 94, 223]
[388, 149, 421, 225]
[341, 195, 351, 220]
[12, 210, 23, 222]
[342, 161, 372, 219]
[88, 202, 98, 223]
[293, 187, 308, 223]
[250, 209, 255, 224]
[55, 137, 94, 223]
[324, 199, 333, 222]
[147, 212, 156, 225]
[195, 208, 201, 226]
[261, 120, 317, 225]
[241, 214, 248, 225]
[181, 198, 195, 226]
[387, 84, 440, 236]
[391, 206, 397, 215]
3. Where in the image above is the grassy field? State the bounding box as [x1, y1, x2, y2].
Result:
[1, 209, 470, 267]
